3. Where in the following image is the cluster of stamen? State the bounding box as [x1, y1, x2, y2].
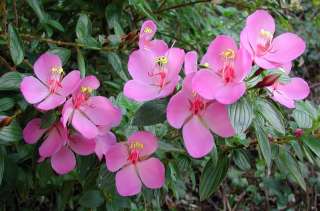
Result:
[72, 86, 93, 108]
[190, 94, 205, 115]
[257, 28, 273, 55]
[48, 66, 64, 93]
[155, 56, 168, 66]
[128, 141, 144, 164]
[144, 27, 153, 34]
[220, 49, 236, 83]
[147, 56, 169, 88]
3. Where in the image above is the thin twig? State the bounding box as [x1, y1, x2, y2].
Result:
[0, 55, 15, 71]
[154, 0, 211, 14]
[13, 0, 18, 27]
[1, 0, 7, 34]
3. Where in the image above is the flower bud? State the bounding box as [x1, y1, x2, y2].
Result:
[0, 116, 12, 128]
[294, 128, 304, 138]
[256, 74, 280, 88]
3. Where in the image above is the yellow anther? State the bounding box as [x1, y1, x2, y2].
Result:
[202, 62, 209, 68]
[129, 142, 144, 150]
[80, 86, 93, 94]
[144, 27, 153, 34]
[221, 49, 235, 60]
[260, 29, 273, 39]
[155, 56, 168, 65]
[51, 66, 64, 74]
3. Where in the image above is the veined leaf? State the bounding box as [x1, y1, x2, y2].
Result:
[133, 99, 167, 126]
[233, 149, 251, 171]
[0, 72, 24, 91]
[8, 24, 24, 65]
[0, 98, 15, 112]
[77, 49, 86, 78]
[303, 137, 320, 159]
[292, 110, 312, 129]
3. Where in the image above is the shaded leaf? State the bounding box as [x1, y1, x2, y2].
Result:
[0, 98, 15, 112]
[48, 47, 71, 65]
[40, 111, 57, 129]
[106, 52, 128, 81]
[228, 97, 253, 134]
[233, 149, 251, 171]
[303, 137, 320, 159]
[8, 24, 24, 65]
[292, 110, 313, 129]
[0, 120, 22, 145]
[77, 49, 86, 78]
[133, 99, 167, 126]
[0, 72, 24, 91]
[79, 190, 104, 208]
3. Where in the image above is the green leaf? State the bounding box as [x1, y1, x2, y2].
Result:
[292, 110, 312, 129]
[0, 120, 22, 145]
[199, 154, 230, 201]
[233, 149, 251, 171]
[8, 24, 24, 65]
[255, 98, 285, 134]
[40, 110, 57, 129]
[228, 97, 253, 134]
[26, 0, 47, 23]
[303, 137, 320, 159]
[278, 147, 306, 191]
[79, 190, 104, 208]
[48, 47, 71, 65]
[253, 117, 272, 168]
[296, 101, 318, 118]
[0, 147, 5, 185]
[0, 98, 15, 112]
[106, 52, 128, 81]
[76, 14, 92, 40]
[133, 99, 167, 126]
[47, 19, 64, 32]
[77, 49, 86, 78]
[0, 72, 24, 91]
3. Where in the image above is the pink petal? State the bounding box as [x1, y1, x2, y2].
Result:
[192, 70, 223, 100]
[23, 118, 47, 144]
[81, 96, 121, 126]
[79, 75, 100, 90]
[277, 77, 310, 100]
[39, 124, 67, 157]
[282, 62, 292, 73]
[95, 131, 117, 160]
[240, 27, 254, 57]
[166, 47, 185, 79]
[20, 76, 49, 104]
[128, 49, 156, 83]
[115, 165, 142, 196]
[36, 94, 66, 111]
[72, 110, 98, 139]
[245, 10, 275, 53]
[33, 52, 62, 84]
[182, 116, 214, 158]
[51, 146, 76, 175]
[271, 90, 295, 108]
[254, 56, 280, 69]
[61, 98, 74, 127]
[124, 80, 159, 102]
[105, 143, 128, 172]
[215, 82, 246, 104]
[137, 158, 165, 189]
[158, 75, 180, 98]
[234, 48, 252, 81]
[69, 133, 95, 156]
[128, 131, 158, 157]
[264, 33, 306, 64]
[167, 91, 191, 129]
[184, 51, 198, 75]
[202, 102, 235, 137]
[58, 70, 81, 96]
[200, 35, 238, 72]
[145, 39, 168, 56]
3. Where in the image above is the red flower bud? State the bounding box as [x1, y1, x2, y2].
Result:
[256, 74, 280, 88]
[294, 128, 304, 138]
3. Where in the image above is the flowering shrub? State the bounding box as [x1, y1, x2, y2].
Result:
[1, 1, 320, 209]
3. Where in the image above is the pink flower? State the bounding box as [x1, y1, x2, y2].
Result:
[124, 39, 185, 102]
[94, 126, 117, 160]
[20, 53, 81, 110]
[240, 10, 305, 70]
[138, 20, 157, 49]
[105, 131, 165, 196]
[267, 77, 309, 108]
[23, 119, 95, 174]
[167, 55, 235, 158]
[192, 35, 252, 104]
[62, 76, 122, 139]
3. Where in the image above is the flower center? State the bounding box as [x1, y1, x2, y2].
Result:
[144, 27, 153, 34]
[190, 95, 205, 115]
[155, 56, 168, 66]
[72, 86, 93, 108]
[221, 49, 235, 60]
[257, 29, 273, 56]
[220, 49, 235, 83]
[128, 141, 144, 164]
[48, 66, 64, 93]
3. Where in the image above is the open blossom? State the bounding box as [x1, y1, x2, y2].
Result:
[240, 10, 305, 70]
[124, 40, 185, 102]
[23, 119, 95, 174]
[20, 53, 81, 110]
[62, 76, 121, 139]
[267, 77, 309, 108]
[105, 131, 165, 196]
[167, 53, 235, 158]
[192, 35, 252, 104]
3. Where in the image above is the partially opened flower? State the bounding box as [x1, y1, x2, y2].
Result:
[138, 20, 157, 49]
[94, 127, 117, 160]
[192, 35, 252, 104]
[240, 10, 305, 70]
[167, 59, 235, 158]
[124, 40, 185, 102]
[267, 77, 309, 108]
[21, 53, 81, 110]
[105, 131, 165, 196]
[62, 76, 122, 139]
[23, 119, 95, 174]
